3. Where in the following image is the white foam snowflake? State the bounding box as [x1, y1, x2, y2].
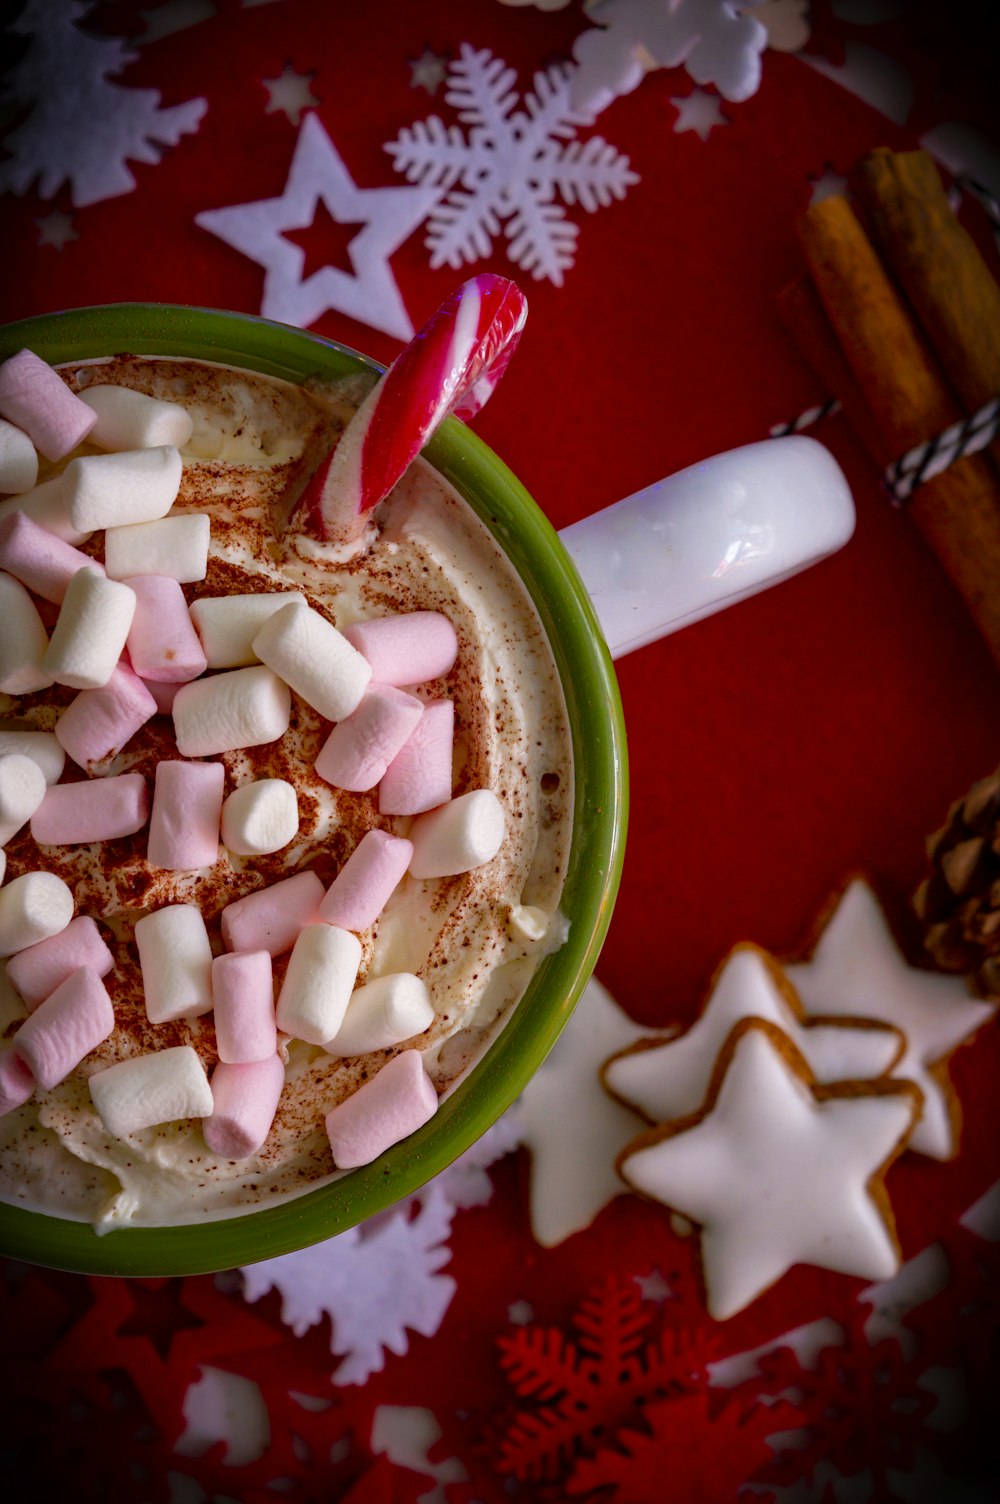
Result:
[238, 1118, 518, 1386]
[0, 0, 206, 207]
[570, 0, 768, 113]
[385, 43, 638, 287]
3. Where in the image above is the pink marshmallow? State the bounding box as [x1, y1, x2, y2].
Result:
[124, 575, 208, 683]
[11, 966, 115, 1090]
[342, 612, 458, 686]
[212, 950, 276, 1063]
[142, 677, 181, 714]
[6, 915, 114, 1010]
[0, 511, 104, 605]
[324, 1049, 438, 1168]
[315, 686, 424, 793]
[55, 661, 158, 769]
[147, 760, 225, 870]
[318, 830, 413, 932]
[0, 349, 97, 461]
[0, 1049, 34, 1116]
[378, 699, 455, 816]
[220, 870, 325, 958]
[203, 1054, 285, 1159]
[31, 772, 148, 845]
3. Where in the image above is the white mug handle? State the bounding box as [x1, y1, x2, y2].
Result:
[558, 436, 855, 660]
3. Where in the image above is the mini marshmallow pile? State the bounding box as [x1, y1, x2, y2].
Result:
[0, 349, 509, 1172]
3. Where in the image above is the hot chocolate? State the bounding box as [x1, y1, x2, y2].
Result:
[0, 353, 572, 1230]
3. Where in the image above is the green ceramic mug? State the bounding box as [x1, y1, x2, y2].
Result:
[0, 303, 628, 1276]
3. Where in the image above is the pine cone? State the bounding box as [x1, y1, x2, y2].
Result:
[915, 767, 1000, 996]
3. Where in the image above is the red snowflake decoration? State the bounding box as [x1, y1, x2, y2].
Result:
[741, 1324, 937, 1493]
[565, 1390, 782, 1503]
[491, 1275, 721, 1484]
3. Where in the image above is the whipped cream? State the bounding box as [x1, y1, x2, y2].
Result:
[0, 355, 572, 1229]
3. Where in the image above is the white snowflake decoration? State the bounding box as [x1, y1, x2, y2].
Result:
[571, 0, 768, 113]
[238, 1118, 518, 1386]
[0, 0, 206, 207]
[386, 43, 638, 287]
[241, 1186, 457, 1387]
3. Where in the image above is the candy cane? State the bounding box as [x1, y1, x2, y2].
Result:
[303, 274, 527, 543]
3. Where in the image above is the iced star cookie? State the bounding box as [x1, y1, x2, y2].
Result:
[602, 943, 904, 1125]
[617, 1017, 922, 1321]
[786, 878, 996, 1161]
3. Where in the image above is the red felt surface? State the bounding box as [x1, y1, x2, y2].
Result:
[2, 0, 1000, 1498]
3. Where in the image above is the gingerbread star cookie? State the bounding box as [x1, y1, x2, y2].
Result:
[618, 1018, 921, 1321]
[603, 943, 904, 1125]
[786, 878, 996, 1161]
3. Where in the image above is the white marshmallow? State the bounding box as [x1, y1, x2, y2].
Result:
[275, 924, 362, 1046]
[89, 1044, 214, 1137]
[189, 592, 308, 669]
[134, 903, 214, 1024]
[0, 871, 74, 957]
[42, 567, 136, 690]
[326, 973, 435, 1058]
[0, 418, 38, 493]
[104, 513, 210, 583]
[221, 779, 298, 856]
[172, 665, 291, 757]
[252, 601, 371, 723]
[0, 572, 53, 694]
[408, 789, 506, 879]
[64, 445, 183, 532]
[78, 385, 194, 451]
[0, 476, 91, 545]
[0, 731, 65, 785]
[0, 753, 47, 845]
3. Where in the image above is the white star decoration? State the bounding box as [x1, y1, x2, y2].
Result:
[670, 87, 728, 139]
[35, 207, 78, 249]
[195, 112, 439, 340]
[603, 944, 903, 1125]
[808, 165, 848, 203]
[408, 46, 449, 95]
[262, 63, 320, 125]
[786, 878, 996, 1160]
[514, 976, 667, 1246]
[620, 1021, 919, 1320]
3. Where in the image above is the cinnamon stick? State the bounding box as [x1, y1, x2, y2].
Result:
[775, 276, 887, 465]
[798, 193, 1000, 669]
[852, 148, 1000, 432]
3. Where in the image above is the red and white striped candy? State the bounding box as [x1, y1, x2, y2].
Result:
[303, 274, 527, 539]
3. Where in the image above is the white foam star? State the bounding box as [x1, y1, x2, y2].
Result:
[515, 976, 665, 1246]
[670, 88, 728, 140]
[786, 878, 996, 1160]
[195, 112, 439, 340]
[621, 1022, 919, 1320]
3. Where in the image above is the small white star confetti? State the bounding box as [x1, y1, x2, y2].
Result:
[195, 112, 439, 340]
[808, 165, 848, 203]
[35, 207, 78, 249]
[671, 88, 728, 140]
[263, 62, 319, 125]
[634, 1269, 673, 1303]
[408, 45, 449, 95]
[506, 1299, 535, 1325]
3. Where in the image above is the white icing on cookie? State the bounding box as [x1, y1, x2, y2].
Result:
[618, 1020, 920, 1321]
[603, 944, 903, 1124]
[786, 879, 996, 1161]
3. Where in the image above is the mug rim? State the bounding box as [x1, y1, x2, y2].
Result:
[0, 303, 628, 1275]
